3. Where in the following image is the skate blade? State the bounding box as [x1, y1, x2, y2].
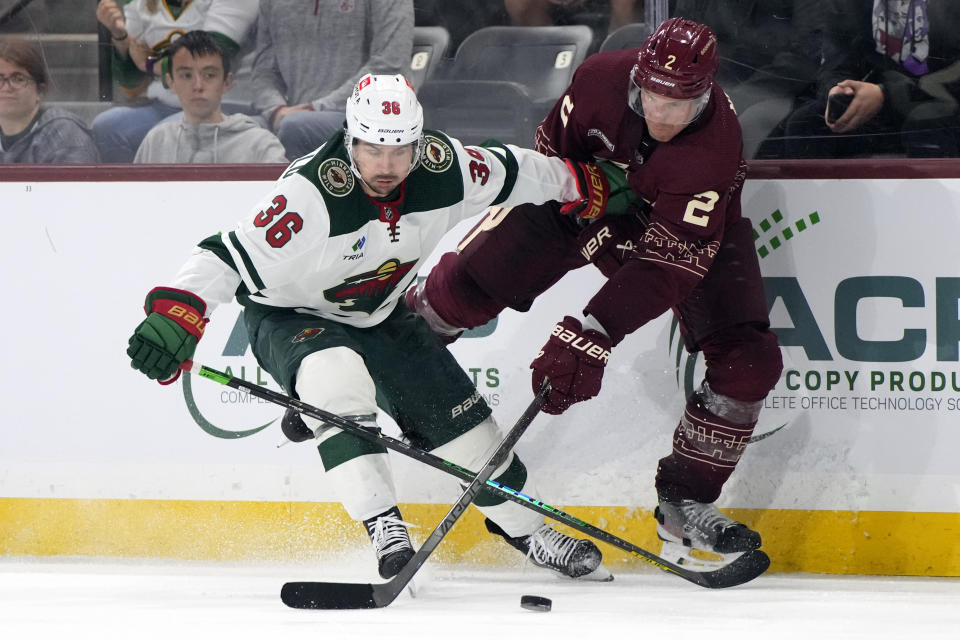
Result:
[574, 563, 614, 582]
[659, 540, 744, 572]
[524, 560, 614, 582]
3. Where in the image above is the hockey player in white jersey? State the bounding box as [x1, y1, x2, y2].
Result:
[127, 74, 624, 582]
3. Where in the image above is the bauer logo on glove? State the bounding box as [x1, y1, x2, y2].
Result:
[127, 287, 208, 384]
[560, 159, 638, 220]
[551, 322, 611, 362]
[560, 160, 609, 219]
[530, 315, 613, 415]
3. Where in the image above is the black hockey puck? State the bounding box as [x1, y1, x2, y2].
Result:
[520, 594, 552, 612]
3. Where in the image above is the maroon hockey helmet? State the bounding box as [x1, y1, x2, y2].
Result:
[632, 17, 719, 100]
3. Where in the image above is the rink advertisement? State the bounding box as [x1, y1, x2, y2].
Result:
[2, 173, 959, 576]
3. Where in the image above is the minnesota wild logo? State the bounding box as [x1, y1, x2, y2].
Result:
[420, 135, 453, 173]
[323, 258, 416, 314]
[319, 158, 354, 196]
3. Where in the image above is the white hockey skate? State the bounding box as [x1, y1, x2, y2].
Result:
[486, 519, 613, 581]
[655, 499, 762, 572]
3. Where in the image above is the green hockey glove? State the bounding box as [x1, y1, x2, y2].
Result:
[560, 159, 637, 219]
[127, 287, 207, 383]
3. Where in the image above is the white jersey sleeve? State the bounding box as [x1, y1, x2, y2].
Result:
[170, 172, 332, 315]
[219, 174, 332, 297]
[170, 246, 241, 316]
[446, 136, 581, 223]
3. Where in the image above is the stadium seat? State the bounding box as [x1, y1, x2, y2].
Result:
[418, 81, 534, 145]
[408, 26, 450, 91]
[418, 25, 593, 146]
[598, 22, 653, 52]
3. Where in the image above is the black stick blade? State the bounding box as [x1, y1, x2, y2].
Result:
[699, 549, 771, 589]
[281, 581, 378, 609]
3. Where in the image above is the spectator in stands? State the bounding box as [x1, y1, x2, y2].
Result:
[782, 0, 960, 158]
[673, 0, 824, 159]
[134, 31, 286, 164]
[252, 0, 413, 160]
[93, 0, 258, 163]
[0, 39, 99, 163]
[505, 0, 643, 44]
[413, 1, 508, 52]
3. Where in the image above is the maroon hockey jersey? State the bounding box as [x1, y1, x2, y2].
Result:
[535, 48, 747, 345]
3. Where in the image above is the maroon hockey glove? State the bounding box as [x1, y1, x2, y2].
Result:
[531, 316, 612, 415]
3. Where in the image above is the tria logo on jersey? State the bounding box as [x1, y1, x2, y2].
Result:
[323, 258, 416, 314]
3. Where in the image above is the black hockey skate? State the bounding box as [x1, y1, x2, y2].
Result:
[655, 499, 761, 572]
[363, 507, 416, 579]
[485, 518, 613, 581]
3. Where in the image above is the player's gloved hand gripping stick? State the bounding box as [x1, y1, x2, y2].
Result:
[530, 316, 612, 415]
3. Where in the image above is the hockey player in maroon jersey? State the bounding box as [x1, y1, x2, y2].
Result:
[405, 17, 783, 571]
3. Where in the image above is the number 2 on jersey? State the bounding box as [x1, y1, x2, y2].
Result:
[682, 190, 719, 227]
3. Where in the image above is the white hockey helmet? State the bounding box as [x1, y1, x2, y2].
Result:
[344, 73, 424, 177]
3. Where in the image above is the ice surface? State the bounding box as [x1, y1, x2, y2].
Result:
[2, 558, 958, 640]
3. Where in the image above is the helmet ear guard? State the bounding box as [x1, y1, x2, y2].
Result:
[629, 16, 718, 122]
[344, 73, 424, 177]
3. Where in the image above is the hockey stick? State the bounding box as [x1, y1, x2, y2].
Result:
[281, 379, 549, 608]
[183, 361, 769, 589]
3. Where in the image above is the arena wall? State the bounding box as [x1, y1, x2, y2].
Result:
[2, 161, 958, 576]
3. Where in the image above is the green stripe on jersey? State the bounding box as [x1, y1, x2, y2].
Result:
[228, 230, 266, 292]
[480, 140, 520, 206]
[198, 233, 237, 270]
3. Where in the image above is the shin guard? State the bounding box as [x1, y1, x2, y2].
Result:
[656, 383, 761, 503]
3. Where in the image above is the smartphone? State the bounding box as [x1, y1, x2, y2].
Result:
[827, 93, 853, 124]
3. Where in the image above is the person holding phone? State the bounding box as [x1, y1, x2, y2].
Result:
[782, 0, 960, 158]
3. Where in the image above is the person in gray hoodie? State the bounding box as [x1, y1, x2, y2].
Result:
[251, 0, 413, 160]
[135, 31, 287, 164]
[0, 39, 100, 164]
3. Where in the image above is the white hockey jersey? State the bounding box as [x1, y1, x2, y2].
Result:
[172, 131, 583, 328]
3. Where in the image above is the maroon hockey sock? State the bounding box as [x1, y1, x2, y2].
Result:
[655, 394, 757, 503]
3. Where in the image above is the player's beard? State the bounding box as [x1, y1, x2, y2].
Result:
[365, 174, 401, 198]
